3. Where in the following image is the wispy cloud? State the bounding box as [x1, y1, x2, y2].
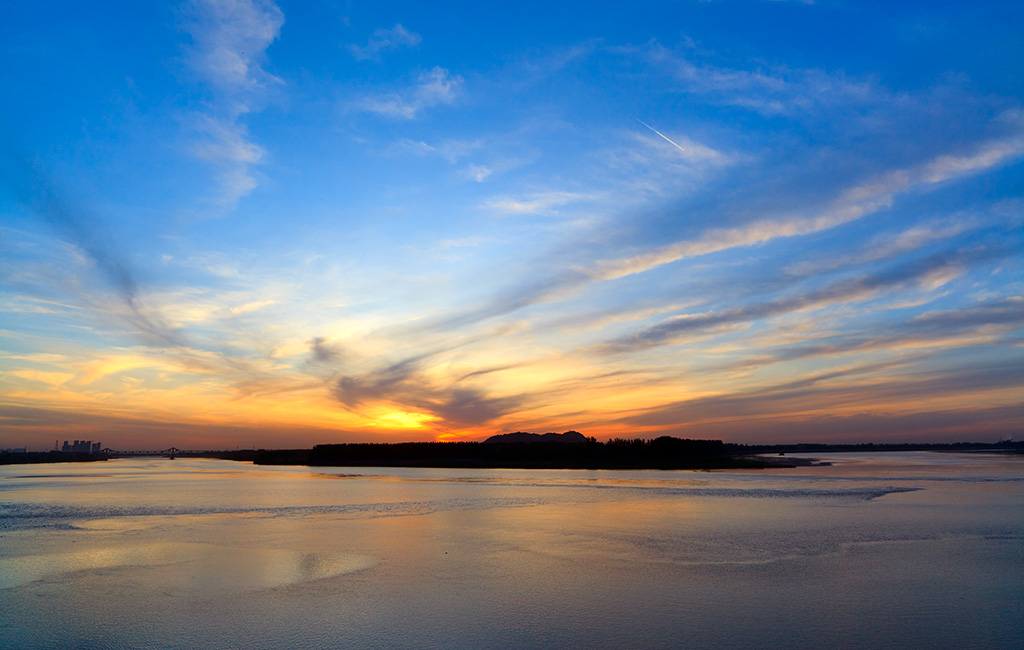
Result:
[638, 42, 875, 116]
[597, 245, 1012, 354]
[2, 169, 186, 350]
[481, 191, 596, 215]
[784, 217, 977, 277]
[585, 129, 1024, 283]
[0, 192, 322, 410]
[594, 127, 736, 199]
[616, 358, 1024, 440]
[328, 348, 526, 428]
[354, 67, 462, 119]
[347, 24, 421, 61]
[409, 125, 1020, 339]
[182, 0, 284, 207]
[390, 137, 481, 163]
[687, 296, 1024, 381]
[388, 136, 521, 183]
[463, 164, 493, 183]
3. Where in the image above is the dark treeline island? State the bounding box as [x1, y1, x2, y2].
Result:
[248, 432, 1024, 470]
[2, 433, 1021, 467]
[253, 433, 766, 469]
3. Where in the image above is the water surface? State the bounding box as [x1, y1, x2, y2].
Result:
[1, 452, 1021, 649]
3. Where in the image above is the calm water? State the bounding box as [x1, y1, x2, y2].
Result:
[1, 452, 1022, 649]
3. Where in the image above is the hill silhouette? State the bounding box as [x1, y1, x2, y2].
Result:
[484, 431, 589, 444]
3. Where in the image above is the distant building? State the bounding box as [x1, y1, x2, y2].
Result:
[61, 440, 101, 453]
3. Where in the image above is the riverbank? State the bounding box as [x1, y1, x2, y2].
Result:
[0, 451, 108, 465]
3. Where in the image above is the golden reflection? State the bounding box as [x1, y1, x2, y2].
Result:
[0, 543, 376, 591]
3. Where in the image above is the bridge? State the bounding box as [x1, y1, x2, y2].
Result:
[101, 447, 188, 459]
[99, 447, 258, 460]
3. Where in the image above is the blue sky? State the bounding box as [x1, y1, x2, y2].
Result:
[1, 0, 1022, 449]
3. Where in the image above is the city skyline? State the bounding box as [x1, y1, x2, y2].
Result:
[1, 0, 1022, 449]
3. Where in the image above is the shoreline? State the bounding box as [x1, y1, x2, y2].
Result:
[3, 440, 1019, 467]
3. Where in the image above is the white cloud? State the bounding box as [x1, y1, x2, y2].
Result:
[463, 164, 493, 182]
[182, 0, 284, 207]
[191, 115, 266, 164]
[596, 128, 735, 199]
[628, 128, 730, 166]
[214, 166, 261, 206]
[481, 191, 595, 215]
[355, 67, 462, 119]
[184, 0, 284, 90]
[348, 24, 422, 61]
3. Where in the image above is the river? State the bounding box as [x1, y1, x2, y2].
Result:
[1, 452, 1021, 649]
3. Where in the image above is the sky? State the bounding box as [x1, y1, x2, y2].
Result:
[1, 0, 1022, 450]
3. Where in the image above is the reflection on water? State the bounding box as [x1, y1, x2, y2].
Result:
[1, 453, 1022, 649]
[0, 543, 375, 591]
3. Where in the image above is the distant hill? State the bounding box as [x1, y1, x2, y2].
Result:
[484, 431, 589, 444]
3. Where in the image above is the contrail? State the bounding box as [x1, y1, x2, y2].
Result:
[633, 117, 687, 154]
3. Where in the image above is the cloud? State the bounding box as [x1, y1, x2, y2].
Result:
[347, 24, 421, 61]
[307, 336, 343, 364]
[616, 358, 1024, 437]
[387, 138, 511, 183]
[690, 296, 1024, 379]
[597, 245, 1013, 354]
[7, 370, 75, 387]
[481, 191, 595, 215]
[191, 114, 266, 163]
[0, 403, 372, 449]
[183, 0, 284, 90]
[784, 218, 976, 277]
[332, 356, 525, 427]
[422, 269, 588, 332]
[0, 171, 328, 406]
[186, 113, 269, 205]
[355, 67, 462, 119]
[4, 170, 186, 349]
[625, 127, 732, 168]
[408, 123, 1021, 339]
[589, 127, 737, 201]
[910, 296, 1024, 332]
[658, 405, 1024, 445]
[585, 129, 1024, 284]
[182, 0, 284, 207]
[638, 42, 875, 116]
[390, 138, 481, 163]
[464, 164, 493, 182]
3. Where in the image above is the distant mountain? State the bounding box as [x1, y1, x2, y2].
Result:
[483, 431, 589, 444]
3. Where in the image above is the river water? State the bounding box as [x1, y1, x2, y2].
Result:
[1, 452, 1021, 649]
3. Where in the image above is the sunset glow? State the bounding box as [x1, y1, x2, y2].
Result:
[1, 1, 1022, 449]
